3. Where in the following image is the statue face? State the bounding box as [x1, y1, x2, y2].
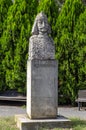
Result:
[37, 18, 49, 34]
[31, 12, 51, 35]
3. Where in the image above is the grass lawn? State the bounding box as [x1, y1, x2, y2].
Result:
[0, 117, 19, 130]
[71, 118, 86, 130]
[0, 117, 86, 130]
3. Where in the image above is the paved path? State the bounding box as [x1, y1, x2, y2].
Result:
[0, 103, 86, 120]
[0, 105, 26, 117]
[58, 107, 86, 120]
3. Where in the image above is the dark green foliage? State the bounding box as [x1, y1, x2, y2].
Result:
[1, 0, 38, 93]
[55, 0, 85, 104]
[0, 0, 13, 37]
[74, 8, 86, 90]
[0, 0, 13, 91]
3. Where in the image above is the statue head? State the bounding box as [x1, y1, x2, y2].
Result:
[31, 12, 51, 35]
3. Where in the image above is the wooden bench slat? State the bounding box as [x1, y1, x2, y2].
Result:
[0, 96, 26, 102]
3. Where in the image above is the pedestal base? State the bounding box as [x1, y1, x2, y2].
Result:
[15, 114, 71, 130]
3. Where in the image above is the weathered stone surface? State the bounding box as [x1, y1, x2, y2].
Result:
[82, 0, 86, 5]
[28, 12, 55, 60]
[15, 114, 71, 130]
[27, 12, 58, 119]
[27, 60, 58, 119]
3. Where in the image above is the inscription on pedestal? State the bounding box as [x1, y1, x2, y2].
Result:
[33, 60, 57, 67]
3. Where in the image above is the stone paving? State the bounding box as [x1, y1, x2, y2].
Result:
[0, 103, 86, 120]
[0, 105, 26, 117]
[58, 106, 86, 120]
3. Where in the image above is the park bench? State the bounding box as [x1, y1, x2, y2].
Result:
[0, 90, 26, 102]
[76, 90, 86, 111]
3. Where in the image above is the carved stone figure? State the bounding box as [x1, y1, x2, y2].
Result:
[29, 12, 55, 60]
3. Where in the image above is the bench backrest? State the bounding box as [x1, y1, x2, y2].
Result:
[78, 90, 86, 98]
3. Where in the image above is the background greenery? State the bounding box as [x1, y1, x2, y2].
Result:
[0, 0, 86, 104]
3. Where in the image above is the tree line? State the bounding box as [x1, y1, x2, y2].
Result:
[0, 0, 86, 104]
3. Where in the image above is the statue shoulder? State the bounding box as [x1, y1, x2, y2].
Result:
[48, 36, 54, 44]
[30, 35, 38, 42]
[30, 35, 38, 40]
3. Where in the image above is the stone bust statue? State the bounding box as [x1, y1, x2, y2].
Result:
[28, 12, 55, 60]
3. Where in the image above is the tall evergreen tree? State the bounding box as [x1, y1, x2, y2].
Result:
[1, 0, 38, 93]
[74, 8, 86, 90]
[0, 0, 13, 37]
[55, 0, 85, 104]
[0, 0, 13, 91]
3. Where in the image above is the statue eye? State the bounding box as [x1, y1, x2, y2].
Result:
[39, 21, 42, 24]
[38, 19, 43, 24]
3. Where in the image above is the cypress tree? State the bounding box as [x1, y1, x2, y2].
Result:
[1, 0, 38, 93]
[74, 8, 86, 90]
[0, 0, 13, 91]
[0, 0, 13, 37]
[55, 0, 85, 104]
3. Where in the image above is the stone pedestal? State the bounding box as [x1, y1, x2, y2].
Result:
[27, 59, 58, 119]
[15, 12, 71, 130]
[15, 114, 71, 130]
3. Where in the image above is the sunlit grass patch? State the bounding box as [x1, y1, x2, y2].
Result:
[0, 117, 19, 130]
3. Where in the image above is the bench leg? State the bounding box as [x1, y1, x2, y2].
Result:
[78, 102, 83, 111]
[78, 102, 81, 111]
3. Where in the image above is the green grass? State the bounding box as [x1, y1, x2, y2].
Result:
[0, 117, 86, 130]
[0, 117, 19, 130]
[47, 118, 86, 130]
[71, 118, 86, 130]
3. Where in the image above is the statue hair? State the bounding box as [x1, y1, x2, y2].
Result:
[31, 12, 51, 35]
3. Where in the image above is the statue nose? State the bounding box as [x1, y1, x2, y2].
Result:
[42, 22, 45, 27]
